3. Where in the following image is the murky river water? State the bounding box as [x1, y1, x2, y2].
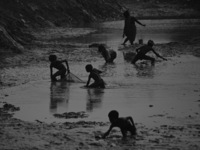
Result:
[3, 19, 200, 127]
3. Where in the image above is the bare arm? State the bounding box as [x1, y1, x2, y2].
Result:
[127, 116, 135, 126]
[102, 125, 113, 138]
[152, 49, 167, 61]
[50, 66, 53, 80]
[134, 17, 145, 26]
[60, 59, 70, 72]
[86, 75, 91, 87]
[65, 60, 70, 73]
[127, 116, 137, 135]
[123, 20, 126, 37]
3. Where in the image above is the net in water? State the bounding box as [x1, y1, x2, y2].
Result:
[65, 72, 85, 83]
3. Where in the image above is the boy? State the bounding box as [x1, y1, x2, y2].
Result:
[122, 10, 145, 45]
[131, 40, 167, 65]
[98, 45, 117, 63]
[103, 110, 136, 139]
[85, 64, 105, 88]
[49, 54, 69, 81]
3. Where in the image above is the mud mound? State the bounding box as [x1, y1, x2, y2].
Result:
[120, 0, 200, 19]
[0, 0, 123, 53]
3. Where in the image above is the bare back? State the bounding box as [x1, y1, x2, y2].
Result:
[137, 45, 153, 56]
[50, 60, 66, 71]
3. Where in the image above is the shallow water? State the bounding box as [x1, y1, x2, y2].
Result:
[3, 19, 200, 127]
[69, 19, 200, 47]
[4, 55, 200, 127]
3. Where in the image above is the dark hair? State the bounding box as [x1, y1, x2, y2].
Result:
[108, 110, 119, 119]
[147, 40, 154, 46]
[85, 64, 93, 72]
[123, 10, 130, 18]
[49, 55, 57, 62]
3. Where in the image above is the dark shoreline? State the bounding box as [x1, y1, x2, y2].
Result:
[135, 15, 200, 20]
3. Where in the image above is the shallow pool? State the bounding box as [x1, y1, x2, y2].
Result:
[3, 19, 200, 127]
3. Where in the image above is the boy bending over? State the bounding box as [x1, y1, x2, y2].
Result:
[85, 64, 105, 88]
[49, 54, 69, 81]
[132, 40, 167, 65]
[103, 110, 136, 139]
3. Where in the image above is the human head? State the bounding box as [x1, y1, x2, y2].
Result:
[123, 10, 130, 18]
[85, 64, 93, 72]
[147, 40, 154, 47]
[108, 110, 119, 123]
[49, 54, 57, 62]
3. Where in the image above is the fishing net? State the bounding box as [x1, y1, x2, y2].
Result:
[65, 72, 85, 83]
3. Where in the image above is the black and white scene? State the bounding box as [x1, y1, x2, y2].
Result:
[0, 0, 200, 149]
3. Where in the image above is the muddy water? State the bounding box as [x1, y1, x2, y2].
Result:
[3, 19, 200, 127]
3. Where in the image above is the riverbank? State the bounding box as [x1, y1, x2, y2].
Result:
[121, 0, 200, 20]
[1, 93, 200, 150]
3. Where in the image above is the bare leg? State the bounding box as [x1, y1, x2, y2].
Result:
[53, 70, 66, 81]
[129, 39, 134, 45]
[131, 54, 140, 64]
[143, 55, 155, 65]
[122, 37, 129, 45]
[121, 129, 127, 139]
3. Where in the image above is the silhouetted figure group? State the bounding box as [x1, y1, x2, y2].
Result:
[48, 10, 169, 140]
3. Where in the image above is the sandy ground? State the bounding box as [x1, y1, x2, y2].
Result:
[1, 21, 200, 149]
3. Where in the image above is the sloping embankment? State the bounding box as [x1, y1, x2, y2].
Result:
[0, 0, 124, 53]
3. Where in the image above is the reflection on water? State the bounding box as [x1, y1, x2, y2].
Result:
[99, 62, 117, 77]
[50, 82, 70, 113]
[86, 88, 104, 112]
[134, 63, 155, 78]
[50, 81, 105, 114]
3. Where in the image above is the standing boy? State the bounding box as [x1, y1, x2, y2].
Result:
[122, 10, 146, 45]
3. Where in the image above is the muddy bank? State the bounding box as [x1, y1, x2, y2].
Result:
[121, 0, 200, 19]
[0, 0, 123, 54]
[0, 101, 200, 150]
